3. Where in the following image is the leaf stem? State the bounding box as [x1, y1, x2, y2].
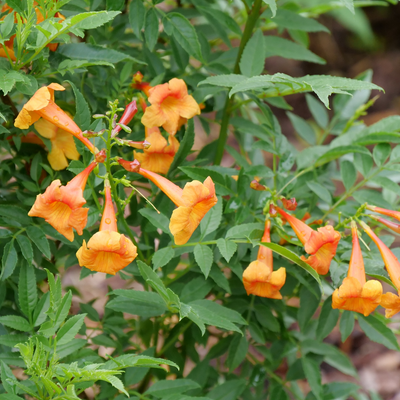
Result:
[214, 0, 263, 165]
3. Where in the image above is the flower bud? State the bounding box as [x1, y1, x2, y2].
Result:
[250, 180, 266, 191]
[95, 149, 106, 163]
[269, 204, 277, 217]
[118, 158, 140, 173]
[281, 197, 297, 211]
[113, 100, 138, 135]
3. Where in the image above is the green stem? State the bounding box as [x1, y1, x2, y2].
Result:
[246, 295, 255, 323]
[214, 0, 263, 165]
[105, 110, 145, 262]
[157, 320, 192, 357]
[276, 166, 313, 196]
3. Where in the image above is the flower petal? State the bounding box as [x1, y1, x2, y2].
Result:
[380, 292, 400, 318]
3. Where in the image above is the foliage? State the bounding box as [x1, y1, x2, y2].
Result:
[0, 0, 399, 399]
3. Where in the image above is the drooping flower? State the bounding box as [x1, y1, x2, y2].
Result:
[113, 100, 138, 135]
[76, 183, 137, 275]
[332, 221, 382, 316]
[277, 207, 340, 275]
[14, 83, 96, 153]
[243, 219, 286, 299]
[361, 221, 400, 318]
[134, 131, 179, 175]
[34, 115, 80, 171]
[28, 162, 96, 241]
[122, 162, 217, 244]
[132, 72, 152, 96]
[141, 78, 201, 135]
[281, 197, 297, 211]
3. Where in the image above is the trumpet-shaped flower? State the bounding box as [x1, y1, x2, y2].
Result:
[332, 222, 382, 316]
[361, 221, 400, 318]
[367, 205, 400, 222]
[277, 207, 340, 275]
[28, 162, 96, 241]
[76, 184, 137, 275]
[133, 165, 217, 244]
[14, 83, 96, 153]
[242, 219, 286, 299]
[34, 116, 80, 171]
[134, 131, 179, 174]
[141, 78, 201, 135]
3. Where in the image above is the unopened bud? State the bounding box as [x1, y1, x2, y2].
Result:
[93, 114, 105, 119]
[269, 204, 277, 217]
[133, 71, 144, 83]
[281, 197, 297, 211]
[250, 180, 266, 191]
[95, 149, 106, 163]
[118, 158, 140, 173]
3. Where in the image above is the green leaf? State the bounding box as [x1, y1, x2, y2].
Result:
[179, 303, 206, 335]
[316, 295, 339, 340]
[58, 43, 145, 65]
[137, 261, 170, 305]
[16, 234, 33, 265]
[32, 292, 50, 327]
[72, 10, 120, 30]
[56, 338, 86, 360]
[259, 242, 321, 287]
[145, 379, 201, 398]
[0, 316, 31, 332]
[194, 244, 213, 279]
[152, 247, 175, 270]
[358, 314, 400, 350]
[354, 132, 400, 146]
[139, 208, 170, 235]
[254, 304, 280, 332]
[340, 160, 357, 191]
[0, 205, 31, 225]
[0, 334, 28, 348]
[26, 226, 51, 259]
[306, 94, 329, 128]
[180, 277, 213, 303]
[315, 145, 370, 167]
[65, 80, 90, 131]
[18, 263, 37, 318]
[373, 143, 391, 166]
[145, 8, 159, 51]
[264, 9, 329, 32]
[57, 314, 86, 345]
[167, 13, 203, 61]
[216, 239, 237, 263]
[208, 379, 246, 400]
[287, 112, 316, 145]
[239, 29, 265, 77]
[0, 70, 29, 95]
[227, 335, 248, 371]
[265, 36, 325, 64]
[200, 198, 222, 237]
[298, 285, 321, 331]
[339, 311, 355, 342]
[103, 353, 178, 370]
[302, 356, 323, 400]
[129, 0, 145, 38]
[262, 0, 277, 17]
[307, 181, 332, 204]
[0, 360, 16, 395]
[1, 241, 18, 281]
[106, 289, 167, 318]
[198, 74, 247, 88]
[226, 223, 264, 239]
[168, 119, 195, 175]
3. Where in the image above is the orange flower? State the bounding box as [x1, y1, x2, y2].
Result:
[369, 215, 400, 234]
[332, 222, 382, 316]
[361, 221, 400, 318]
[141, 78, 201, 135]
[281, 197, 297, 211]
[242, 219, 286, 299]
[34, 116, 80, 171]
[367, 205, 400, 222]
[76, 183, 137, 275]
[132, 72, 152, 97]
[14, 83, 96, 153]
[133, 165, 217, 245]
[28, 162, 96, 241]
[134, 130, 179, 175]
[277, 207, 340, 275]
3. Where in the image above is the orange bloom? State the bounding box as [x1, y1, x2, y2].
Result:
[76, 184, 137, 275]
[361, 221, 400, 318]
[281, 197, 297, 211]
[369, 215, 400, 234]
[28, 162, 96, 241]
[277, 207, 340, 275]
[132, 72, 152, 97]
[135, 166, 217, 245]
[134, 131, 179, 174]
[34, 116, 80, 171]
[14, 83, 96, 153]
[332, 222, 382, 316]
[242, 219, 286, 299]
[367, 205, 400, 222]
[141, 78, 201, 135]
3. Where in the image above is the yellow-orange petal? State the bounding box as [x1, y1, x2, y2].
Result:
[277, 207, 313, 245]
[134, 151, 174, 175]
[381, 292, 400, 318]
[242, 260, 286, 299]
[34, 118, 57, 139]
[76, 231, 137, 275]
[332, 277, 382, 317]
[301, 241, 337, 275]
[48, 143, 69, 171]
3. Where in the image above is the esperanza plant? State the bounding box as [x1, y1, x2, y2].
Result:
[2, 0, 400, 399]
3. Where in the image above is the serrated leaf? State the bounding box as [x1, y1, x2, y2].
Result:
[65, 80, 90, 131]
[26, 226, 51, 259]
[0, 316, 31, 332]
[315, 145, 370, 166]
[200, 198, 222, 237]
[239, 29, 265, 77]
[194, 244, 213, 278]
[129, 0, 145, 38]
[144, 8, 159, 51]
[340, 160, 357, 191]
[16, 235, 33, 264]
[227, 335, 248, 371]
[287, 112, 316, 145]
[139, 208, 170, 235]
[152, 247, 175, 270]
[1, 241, 18, 281]
[216, 239, 237, 262]
[307, 181, 332, 204]
[57, 314, 86, 345]
[145, 379, 201, 398]
[18, 263, 37, 318]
